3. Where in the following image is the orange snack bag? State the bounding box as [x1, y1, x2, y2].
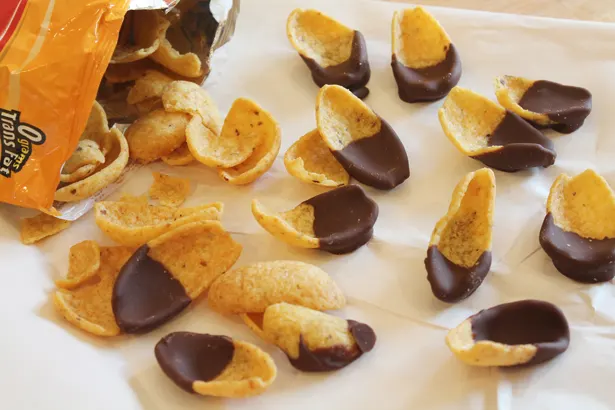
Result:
[0, 0, 129, 210]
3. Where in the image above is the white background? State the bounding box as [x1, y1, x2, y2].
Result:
[2, 0, 615, 408]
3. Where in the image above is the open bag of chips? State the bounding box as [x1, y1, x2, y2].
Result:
[0, 0, 239, 213]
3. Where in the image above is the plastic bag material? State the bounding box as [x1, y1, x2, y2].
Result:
[0, 0, 130, 211]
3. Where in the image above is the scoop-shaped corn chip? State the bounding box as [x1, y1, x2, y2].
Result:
[391, 7, 461, 103]
[125, 109, 190, 163]
[316, 85, 409, 190]
[20, 213, 71, 244]
[55, 128, 129, 202]
[438, 86, 556, 172]
[151, 34, 203, 78]
[127, 70, 174, 105]
[82, 101, 112, 156]
[56, 241, 101, 289]
[111, 11, 170, 64]
[495, 76, 592, 133]
[208, 260, 346, 315]
[148, 172, 191, 207]
[155, 332, 277, 398]
[284, 129, 349, 187]
[53, 246, 134, 337]
[118, 193, 149, 204]
[246, 303, 376, 372]
[218, 107, 281, 185]
[252, 185, 378, 254]
[162, 81, 223, 134]
[161, 143, 195, 166]
[112, 221, 242, 333]
[94, 201, 223, 246]
[287, 9, 370, 98]
[104, 58, 155, 84]
[540, 169, 615, 283]
[59, 163, 98, 184]
[425, 168, 495, 303]
[187, 98, 268, 168]
[146, 221, 242, 299]
[62, 140, 105, 175]
[446, 300, 569, 367]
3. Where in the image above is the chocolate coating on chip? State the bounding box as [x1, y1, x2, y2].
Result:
[304, 185, 378, 254]
[112, 245, 191, 333]
[425, 246, 492, 303]
[331, 118, 409, 190]
[391, 44, 462, 103]
[519, 80, 592, 134]
[155, 332, 234, 393]
[301, 31, 371, 99]
[540, 214, 615, 283]
[288, 320, 376, 372]
[471, 300, 570, 366]
[348, 320, 377, 353]
[473, 112, 556, 172]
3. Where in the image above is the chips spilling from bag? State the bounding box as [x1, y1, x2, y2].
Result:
[95, 201, 223, 247]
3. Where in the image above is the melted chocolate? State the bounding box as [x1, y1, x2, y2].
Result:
[425, 246, 492, 303]
[348, 320, 377, 353]
[391, 44, 462, 103]
[288, 320, 376, 372]
[304, 185, 379, 254]
[301, 31, 371, 99]
[518, 80, 592, 134]
[539, 214, 615, 283]
[155, 332, 234, 393]
[473, 111, 556, 172]
[471, 300, 570, 365]
[332, 118, 410, 190]
[112, 245, 191, 333]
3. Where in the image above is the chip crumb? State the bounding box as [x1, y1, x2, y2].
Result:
[148, 172, 191, 207]
[20, 213, 71, 245]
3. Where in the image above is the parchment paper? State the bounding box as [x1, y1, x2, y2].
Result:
[2, 0, 615, 409]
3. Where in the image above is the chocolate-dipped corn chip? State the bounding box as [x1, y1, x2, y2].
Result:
[317, 85, 410, 189]
[243, 303, 376, 372]
[495, 76, 591, 133]
[252, 185, 378, 254]
[447, 300, 570, 367]
[439, 86, 556, 172]
[155, 332, 277, 397]
[425, 168, 495, 302]
[540, 169, 615, 283]
[391, 7, 461, 103]
[287, 9, 370, 98]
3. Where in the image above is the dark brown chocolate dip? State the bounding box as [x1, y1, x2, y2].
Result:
[425, 246, 492, 303]
[301, 31, 371, 99]
[155, 332, 234, 393]
[304, 185, 379, 254]
[473, 111, 556, 172]
[288, 320, 376, 372]
[518, 80, 592, 134]
[471, 300, 570, 366]
[539, 213, 615, 283]
[331, 118, 410, 190]
[391, 44, 462, 103]
[112, 245, 191, 334]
